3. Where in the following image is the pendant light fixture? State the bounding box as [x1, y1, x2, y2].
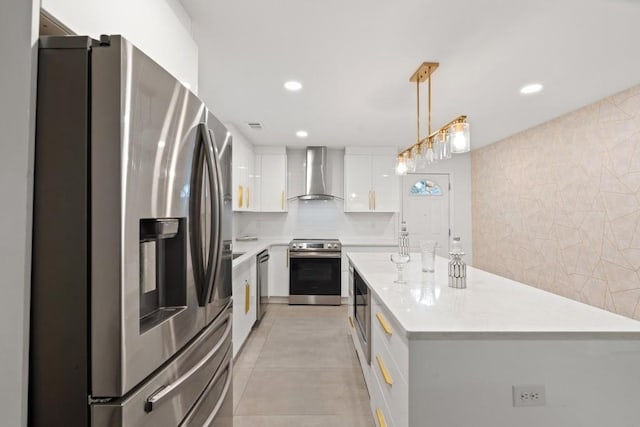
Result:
[396, 62, 470, 175]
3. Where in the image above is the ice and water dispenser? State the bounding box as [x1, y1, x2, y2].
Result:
[139, 218, 187, 332]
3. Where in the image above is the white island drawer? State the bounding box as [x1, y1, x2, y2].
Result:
[372, 295, 409, 382]
[372, 322, 408, 427]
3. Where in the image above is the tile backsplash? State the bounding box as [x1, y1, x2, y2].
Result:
[472, 84, 640, 319]
[235, 198, 398, 239]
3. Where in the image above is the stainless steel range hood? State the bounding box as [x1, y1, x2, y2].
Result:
[299, 146, 334, 200]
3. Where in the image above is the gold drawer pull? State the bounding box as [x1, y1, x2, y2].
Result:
[348, 316, 354, 328]
[375, 408, 387, 427]
[238, 185, 243, 208]
[281, 190, 285, 210]
[376, 355, 393, 386]
[376, 313, 393, 335]
[246, 187, 250, 208]
[245, 282, 250, 313]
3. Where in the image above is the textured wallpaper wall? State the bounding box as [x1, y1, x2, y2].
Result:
[472, 85, 640, 319]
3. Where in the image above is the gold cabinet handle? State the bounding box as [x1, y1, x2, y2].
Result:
[245, 282, 250, 313]
[348, 316, 354, 328]
[246, 187, 250, 209]
[373, 190, 376, 210]
[368, 190, 372, 210]
[376, 313, 393, 336]
[376, 355, 393, 386]
[281, 190, 285, 210]
[375, 408, 387, 427]
[238, 185, 243, 209]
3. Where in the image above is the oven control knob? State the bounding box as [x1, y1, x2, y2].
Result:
[326, 244, 332, 249]
[292, 244, 297, 249]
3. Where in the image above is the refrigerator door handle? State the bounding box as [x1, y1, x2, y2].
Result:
[144, 312, 232, 413]
[189, 128, 207, 305]
[201, 124, 224, 304]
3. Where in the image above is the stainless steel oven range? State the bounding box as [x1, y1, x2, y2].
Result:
[289, 239, 342, 305]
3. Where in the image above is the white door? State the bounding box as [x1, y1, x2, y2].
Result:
[401, 173, 450, 255]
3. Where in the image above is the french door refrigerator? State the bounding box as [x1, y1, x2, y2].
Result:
[30, 35, 233, 427]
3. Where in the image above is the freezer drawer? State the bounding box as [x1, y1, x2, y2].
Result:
[91, 307, 232, 427]
[180, 348, 233, 426]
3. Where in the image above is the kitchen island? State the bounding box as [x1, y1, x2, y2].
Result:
[346, 252, 640, 427]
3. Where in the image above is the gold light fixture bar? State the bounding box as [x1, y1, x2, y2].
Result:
[409, 62, 440, 83]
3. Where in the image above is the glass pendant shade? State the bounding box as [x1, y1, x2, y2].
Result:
[406, 151, 416, 173]
[449, 122, 470, 153]
[425, 146, 435, 165]
[441, 130, 452, 159]
[396, 154, 408, 175]
[417, 141, 428, 168]
[408, 146, 418, 172]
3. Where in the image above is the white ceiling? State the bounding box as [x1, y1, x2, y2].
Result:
[180, 0, 640, 149]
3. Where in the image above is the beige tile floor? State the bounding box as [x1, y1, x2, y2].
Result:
[233, 304, 374, 427]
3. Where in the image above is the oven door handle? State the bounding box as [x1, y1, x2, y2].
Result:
[289, 251, 342, 259]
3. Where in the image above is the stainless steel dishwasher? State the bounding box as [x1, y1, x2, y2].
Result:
[256, 250, 270, 324]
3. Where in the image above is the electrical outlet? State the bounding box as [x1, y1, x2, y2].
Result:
[512, 385, 546, 407]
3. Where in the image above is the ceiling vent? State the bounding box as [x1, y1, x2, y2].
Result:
[246, 122, 263, 130]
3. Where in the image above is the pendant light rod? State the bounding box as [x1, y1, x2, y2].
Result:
[416, 78, 420, 145]
[428, 67, 432, 136]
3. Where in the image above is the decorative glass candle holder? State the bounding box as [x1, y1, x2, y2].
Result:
[390, 253, 411, 284]
[448, 252, 467, 289]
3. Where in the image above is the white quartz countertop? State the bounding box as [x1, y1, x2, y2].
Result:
[231, 238, 290, 269]
[231, 236, 397, 269]
[347, 252, 640, 338]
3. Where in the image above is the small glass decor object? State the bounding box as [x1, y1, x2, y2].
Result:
[448, 236, 466, 289]
[420, 240, 438, 272]
[390, 253, 411, 284]
[398, 221, 410, 256]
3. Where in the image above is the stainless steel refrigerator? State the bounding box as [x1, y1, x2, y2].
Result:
[30, 35, 233, 426]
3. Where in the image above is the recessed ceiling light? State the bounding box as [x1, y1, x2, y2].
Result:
[284, 81, 302, 91]
[520, 83, 543, 95]
[296, 130, 308, 138]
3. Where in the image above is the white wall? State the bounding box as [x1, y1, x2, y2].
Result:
[0, 0, 39, 425]
[42, 0, 199, 91]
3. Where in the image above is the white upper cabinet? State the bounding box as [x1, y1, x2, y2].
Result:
[344, 147, 399, 212]
[254, 147, 287, 212]
[370, 154, 398, 212]
[344, 155, 372, 211]
[230, 126, 255, 211]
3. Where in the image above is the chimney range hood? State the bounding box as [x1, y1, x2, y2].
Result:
[299, 146, 334, 200]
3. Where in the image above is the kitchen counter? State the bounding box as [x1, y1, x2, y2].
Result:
[231, 238, 290, 269]
[231, 237, 396, 269]
[347, 252, 640, 426]
[347, 252, 640, 338]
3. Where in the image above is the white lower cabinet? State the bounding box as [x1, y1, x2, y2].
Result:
[348, 263, 410, 427]
[232, 257, 257, 358]
[268, 244, 289, 297]
[371, 300, 408, 427]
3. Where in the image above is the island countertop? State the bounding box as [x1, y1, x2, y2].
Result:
[347, 252, 640, 338]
